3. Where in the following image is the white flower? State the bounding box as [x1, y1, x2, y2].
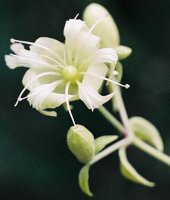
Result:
[5, 17, 128, 124]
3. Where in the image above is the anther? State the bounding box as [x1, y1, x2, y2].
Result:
[10, 38, 15, 43]
[125, 84, 130, 89]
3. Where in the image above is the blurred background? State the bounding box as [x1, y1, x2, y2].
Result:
[0, 0, 170, 199]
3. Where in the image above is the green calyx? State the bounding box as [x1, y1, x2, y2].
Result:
[67, 125, 95, 164]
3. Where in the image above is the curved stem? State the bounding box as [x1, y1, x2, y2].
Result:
[97, 105, 170, 167]
[115, 88, 133, 138]
[133, 137, 170, 167]
[89, 137, 131, 165]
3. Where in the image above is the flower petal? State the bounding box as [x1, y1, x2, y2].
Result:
[30, 37, 65, 66]
[82, 64, 108, 91]
[64, 19, 100, 65]
[5, 55, 20, 69]
[41, 93, 74, 109]
[6, 43, 53, 70]
[78, 82, 115, 110]
[93, 48, 118, 65]
[22, 69, 40, 90]
[27, 81, 62, 115]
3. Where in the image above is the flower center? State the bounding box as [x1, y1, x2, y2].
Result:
[62, 65, 79, 83]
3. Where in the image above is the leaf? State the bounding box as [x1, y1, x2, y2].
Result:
[95, 135, 118, 154]
[129, 116, 164, 151]
[119, 147, 155, 187]
[78, 165, 93, 197]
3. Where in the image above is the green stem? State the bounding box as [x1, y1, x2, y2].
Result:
[115, 88, 133, 138]
[89, 137, 131, 165]
[98, 106, 170, 167]
[133, 137, 170, 167]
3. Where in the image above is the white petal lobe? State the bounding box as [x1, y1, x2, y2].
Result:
[78, 82, 115, 110]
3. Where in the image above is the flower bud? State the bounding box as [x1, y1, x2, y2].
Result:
[114, 45, 132, 60]
[67, 125, 95, 164]
[83, 3, 120, 48]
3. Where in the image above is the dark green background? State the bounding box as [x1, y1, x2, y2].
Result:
[0, 0, 170, 199]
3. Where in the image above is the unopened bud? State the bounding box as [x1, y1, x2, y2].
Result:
[67, 125, 95, 164]
[83, 3, 120, 48]
[115, 45, 132, 60]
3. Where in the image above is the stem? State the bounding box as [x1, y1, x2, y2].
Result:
[96, 77, 170, 167]
[89, 137, 131, 165]
[98, 106, 125, 133]
[115, 88, 133, 138]
[133, 137, 170, 167]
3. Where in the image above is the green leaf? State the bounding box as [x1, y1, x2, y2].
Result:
[95, 135, 118, 154]
[129, 116, 164, 151]
[119, 148, 155, 187]
[79, 165, 93, 197]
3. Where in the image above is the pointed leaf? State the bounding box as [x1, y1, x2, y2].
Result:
[119, 147, 155, 187]
[129, 116, 164, 151]
[79, 165, 93, 197]
[95, 135, 118, 154]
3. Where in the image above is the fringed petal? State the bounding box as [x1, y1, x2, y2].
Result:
[93, 48, 118, 65]
[78, 82, 115, 111]
[64, 19, 100, 66]
[82, 64, 108, 91]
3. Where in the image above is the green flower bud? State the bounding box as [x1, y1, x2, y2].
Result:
[83, 3, 120, 48]
[67, 125, 95, 164]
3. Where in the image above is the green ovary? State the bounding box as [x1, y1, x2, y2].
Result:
[62, 65, 79, 83]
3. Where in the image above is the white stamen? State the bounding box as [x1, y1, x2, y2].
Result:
[74, 13, 79, 19]
[80, 72, 130, 89]
[65, 82, 76, 125]
[10, 38, 65, 65]
[14, 71, 59, 107]
[40, 55, 64, 69]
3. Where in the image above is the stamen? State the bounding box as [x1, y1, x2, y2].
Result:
[40, 55, 64, 69]
[10, 38, 65, 66]
[65, 82, 76, 125]
[74, 13, 79, 19]
[80, 72, 130, 89]
[14, 71, 59, 107]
